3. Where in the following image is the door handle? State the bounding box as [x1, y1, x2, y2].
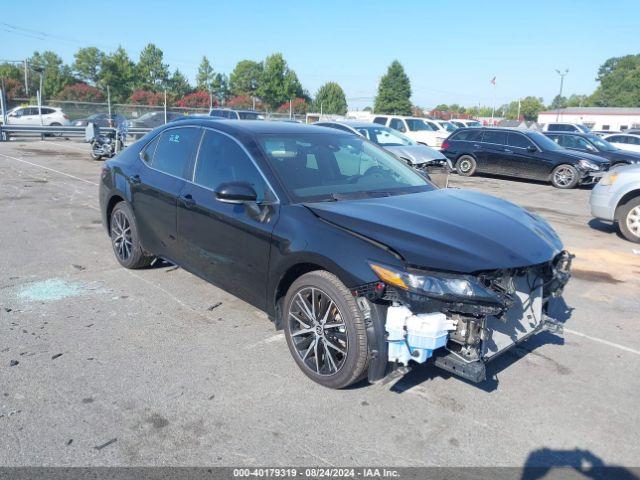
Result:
[129, 174, 141, 184]
[180, 193, 196, 208]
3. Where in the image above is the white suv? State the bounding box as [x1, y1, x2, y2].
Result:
[450, 118, 482, 128]
[542, 122, 590, 133]
[5, 106, 70, 126]
[372, 115, 448, 148]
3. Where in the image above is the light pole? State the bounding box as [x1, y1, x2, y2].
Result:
[555, 69, 568, 121]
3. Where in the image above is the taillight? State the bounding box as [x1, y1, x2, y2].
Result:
[63, 114, 69, 119]
[441, 140, 450, 150]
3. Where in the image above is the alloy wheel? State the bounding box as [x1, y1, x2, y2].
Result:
[553, 166, 575, 187]
[626, 206, 640, 238]
[111, 210, 133, 262]
[288, 287, 348, 376]
[459, 159, 472, 173]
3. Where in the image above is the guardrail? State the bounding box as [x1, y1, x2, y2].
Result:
[0, 124, 153, 140]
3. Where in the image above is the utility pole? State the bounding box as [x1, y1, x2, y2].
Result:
[289, 98, 292, 119]
[517, 99, 521, 120]
[164, 90, 168, 124]
[23, 60, 29, 97]
[555, 69, 569, 121]
[107, 86, 111, 118]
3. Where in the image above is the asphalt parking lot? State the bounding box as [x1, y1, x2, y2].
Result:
[1, 138, 639, 468]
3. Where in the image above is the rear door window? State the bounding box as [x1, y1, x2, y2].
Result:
[389, 118, 406, 132]
[508, 133, 535, 149]
[150, 127, 201, 179]
[481, 130, 508, 145]
[372, 117, 387, 125]
[451, 129, 482, 142]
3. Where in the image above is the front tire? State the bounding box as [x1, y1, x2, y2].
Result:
[110, 202, 154, 268]
[283, 271, 369, 389]
[455, 155, 477, 176]
[551, 164, 579, 189]
[617, 197, 640, 243]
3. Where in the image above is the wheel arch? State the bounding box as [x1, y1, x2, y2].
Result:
[615, 189, 640, 218]
[271, 259, 353, 330]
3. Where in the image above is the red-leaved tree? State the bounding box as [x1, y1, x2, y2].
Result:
[276, 98, 307, 114]
[176, 91, 215, 108]
[2, 78, 25, 100]
[227, 95, 261, 110]
[55, 83, 105, 102]
[128, 90, 164, 106]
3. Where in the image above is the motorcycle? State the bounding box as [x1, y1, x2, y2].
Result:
[86, 121, 128, 160]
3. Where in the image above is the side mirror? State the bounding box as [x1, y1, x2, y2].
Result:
[215, 181, 257, 204]
[527, 145, 537, 153]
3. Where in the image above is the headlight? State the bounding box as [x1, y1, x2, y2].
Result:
[369, 262, 502, 305]
[578, 159, 600, 170]
[600, 171, 618, 186]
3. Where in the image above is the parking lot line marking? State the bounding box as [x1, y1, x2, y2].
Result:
[0, 152, 98, 186]
[564, 328, 640, 356]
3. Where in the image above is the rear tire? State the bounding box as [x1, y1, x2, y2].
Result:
[616, 197, 640, 243]
[455, 155, 477, 176]
[49, 122, 63, 137]
[283, 271, 369, 389]
[551, 164, 579, 189]
[110, 202, 154, 268]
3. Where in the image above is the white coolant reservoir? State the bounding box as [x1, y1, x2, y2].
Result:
[386, 306, 455, 366]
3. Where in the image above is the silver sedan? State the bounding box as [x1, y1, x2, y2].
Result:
[590, 164, 640, 242]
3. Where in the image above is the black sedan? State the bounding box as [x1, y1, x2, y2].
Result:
[544, 131, 640, 167]
[442, 127, 610, 188]
[99, 119, 571, 388]
[74, 113, 127, 128]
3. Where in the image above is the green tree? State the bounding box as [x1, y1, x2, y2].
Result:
[520, 96, 545, 121]
[434, 103, 449, 111]
[211, 73, 229, 102]
[549, 95, 568, 110]
[99, 47, 136, 102]
[167, 69, 192, 98]
[0, 62, 23, 83]
[566, 94, 589, 107]
[28, 51, 74, 99]
[72, 47, 104, 85]
[136, 43, 169, 91]
[374, 61, 412, 115]
[229, 60, 263, 97]
[258, 53, 304, 109]
[196, 56, 215, 91]
[590, 55, 640, 107]
[312, 81, 347, 115]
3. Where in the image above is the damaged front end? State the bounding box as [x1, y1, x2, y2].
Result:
[354, 250, 573, 383]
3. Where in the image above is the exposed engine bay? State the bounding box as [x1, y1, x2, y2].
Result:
[354, 250, 572, 383]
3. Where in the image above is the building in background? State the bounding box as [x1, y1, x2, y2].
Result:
[538, 107, 640, 132]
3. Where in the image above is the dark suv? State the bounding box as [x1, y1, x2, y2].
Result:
[544, 131, 640, 167]
[99, 119, 571, 388]
[442, 127, 610, 188]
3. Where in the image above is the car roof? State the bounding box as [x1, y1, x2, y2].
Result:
[167, 118, 345, 135]
[605, 133, 640, 137]
[319, 120, 382, 129]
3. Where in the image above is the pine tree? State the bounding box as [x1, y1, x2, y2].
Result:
[313, 82, 347, 115]
[374, 60, 412, 115]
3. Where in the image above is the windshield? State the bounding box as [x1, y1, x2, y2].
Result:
[257, 133, 434, 202]
[576, 124, 590, 133]
[136, 112, 158, 121]
[528, 131, 563, 151]
[586, 134, 616, 151]
[405, 119, 436, 131]
[439, 121, 457, 132]
[466, 121, 481, 127]
[355, 126, 415, 147]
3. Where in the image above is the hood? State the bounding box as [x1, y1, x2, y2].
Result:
[554, 148, 610, 165]
[305, 189, 562, 273]
[605, 150, 640, 164]
[385, 144, 446, 164]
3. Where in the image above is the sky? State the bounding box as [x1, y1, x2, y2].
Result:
[2, 0, 639, 110]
